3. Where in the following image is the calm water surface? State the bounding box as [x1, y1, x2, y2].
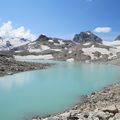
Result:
[0, 61, 120, 120]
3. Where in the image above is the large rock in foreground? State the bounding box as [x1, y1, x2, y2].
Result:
[73, 31, 103, 43]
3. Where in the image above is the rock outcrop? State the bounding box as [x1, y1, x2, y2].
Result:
[73, 31, 103, 43]
[36, 34, 49, 43]
[0, 54, 51, 76]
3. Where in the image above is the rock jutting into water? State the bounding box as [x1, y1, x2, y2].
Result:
[0, 53, 51, 77]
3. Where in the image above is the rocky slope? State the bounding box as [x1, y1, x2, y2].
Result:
[0, 52, 51, 76]
[13, 34, 75, 52]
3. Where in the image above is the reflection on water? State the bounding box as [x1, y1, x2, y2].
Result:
[0, 71, 32, 90]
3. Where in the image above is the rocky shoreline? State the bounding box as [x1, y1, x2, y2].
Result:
[31, 59, 120, 120]
[0, 55, 52, 77]
[32, 82, 120, 120]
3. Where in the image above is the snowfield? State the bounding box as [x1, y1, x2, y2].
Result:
[14, 54, 54, 60]
[41, 45, 50, 50]
[82, 45, 118, 60]
[28, 49, 42, 53]
[103, 41, 120, 46]
[66, 58, 74, 62]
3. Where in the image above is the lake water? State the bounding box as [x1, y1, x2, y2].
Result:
[0, 61, 120, 120]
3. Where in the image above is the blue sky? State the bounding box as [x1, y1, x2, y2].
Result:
[0, 0, 119, 41]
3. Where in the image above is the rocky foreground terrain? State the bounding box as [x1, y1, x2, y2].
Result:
[0, 53, 51, 77]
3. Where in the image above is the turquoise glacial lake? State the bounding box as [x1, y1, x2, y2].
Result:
[0, 61, 120, 120]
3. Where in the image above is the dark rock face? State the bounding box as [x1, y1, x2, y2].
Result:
[93, 51, 101, 58]
[6, 41, 12, 47]
[13, 44, 28, 52]
[22, 35, 75, 52]
[0, 37, 3, 41]
[73, 31, 103, 43]
[36, 34, 49, 42]
[0, 50, 14, 57]
[20, 38, 30, 42]
[115, 35, 120, 41]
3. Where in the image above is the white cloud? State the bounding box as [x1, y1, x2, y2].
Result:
[0, 21, 37, 40]
[94, 27, 112, 33]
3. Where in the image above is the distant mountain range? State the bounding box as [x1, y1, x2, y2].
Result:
[1, 31, 120, 62]
[0, 37, 30, 50]
[0, 31, 120, 51]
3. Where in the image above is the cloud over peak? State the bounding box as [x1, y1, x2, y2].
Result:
[0, 21, 36, 40]
[94, 27, 112, 33]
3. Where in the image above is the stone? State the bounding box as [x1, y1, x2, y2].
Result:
[67, 116, 79, 120]
[93, 51, 101, 58]
[94, 117, 99, 120]
[108, 118, 115, 120]
[116, 52, 120, 58]
[83, 113, 89, 118]
[114, 113, 120, 119]
[96, 110, 107, 119]
[102, 105, 119, 114]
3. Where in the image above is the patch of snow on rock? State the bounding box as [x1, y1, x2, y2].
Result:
[14, 54, 53, 60]
[68, 51, 72, 54]
[29, 49, 42, 53]
[66, 58, 74, 62]
[103, 41, 120, 46]
[83, 42, 91, 45]
[48, 40, 54, 43]
[51, 49, 62, 52]
[82, 45, 110, 60]
[58, 40, 65, 45]
[41, 45, 50, 50]
[54, 43, 59, 46]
